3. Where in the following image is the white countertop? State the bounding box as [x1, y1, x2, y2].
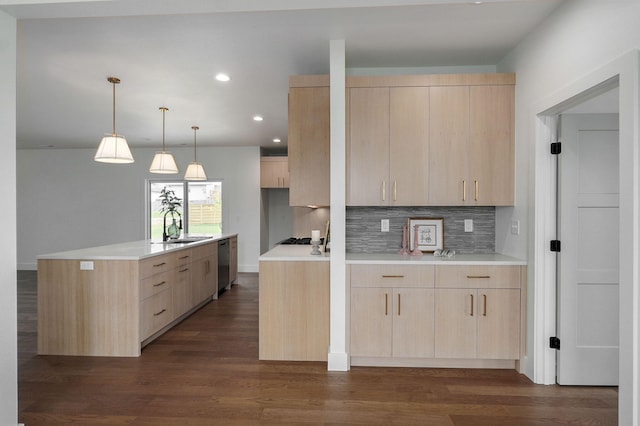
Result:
[259, 245, 525, 265]
[259, 244, 330, 261]
[38, 234, 238, 261]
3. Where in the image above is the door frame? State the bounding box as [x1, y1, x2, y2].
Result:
[531, 49, 639, 423]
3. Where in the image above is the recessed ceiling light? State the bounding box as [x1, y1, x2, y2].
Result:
[215, 73, 231, 82]
[273, 138, 281, 143]
[253, 115, 264, 122]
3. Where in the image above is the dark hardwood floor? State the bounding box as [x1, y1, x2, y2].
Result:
[18, 270, 617, 425]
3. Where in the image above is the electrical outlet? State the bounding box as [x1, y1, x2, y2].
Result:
[511, 220, 520, 235]
[381, 219, 390, 232]
[80, 261, 94, 271]
[464, 219, 473, 232]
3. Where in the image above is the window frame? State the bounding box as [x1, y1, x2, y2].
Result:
[146, 179, 224, 240]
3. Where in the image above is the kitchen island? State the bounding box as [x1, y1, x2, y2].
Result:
[37, 234, 237, 357]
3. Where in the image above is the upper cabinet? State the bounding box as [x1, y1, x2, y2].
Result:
[288, 76, 330, 207]
[429, 84, 514, 205]
[347, 87, 429, 206]
[346, 73, 515, 207]
[260, 156, 289, 188]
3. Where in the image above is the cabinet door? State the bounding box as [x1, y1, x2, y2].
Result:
[172, 265, 192, 318]
[350, 287, 392, 357]
[260, 157, 289, 188]
[229, 236, 237, 284]
[289, 87, 330, 206]
[434, 289, 477, 358]
[469, 85, 514, 205]
[428, 86, 470, 205]
[392, 288, 435, 358]
[477, 289, 520, 359]
[347, 87, 390, 206]
[191, 256, 216, 305]
[389, 87, 429, 206]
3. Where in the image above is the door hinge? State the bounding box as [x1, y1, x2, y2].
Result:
[550, 240, 561, 252]
[550, 336, 561, 350]
[551, 142, 562, 155]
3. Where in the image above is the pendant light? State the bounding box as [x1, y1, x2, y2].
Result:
[184, 126, 207, 181]
[94, 77, 134, 163]
[149, 107, 179, 174]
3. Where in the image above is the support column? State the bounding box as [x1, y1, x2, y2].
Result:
[327, 39, 349, 371]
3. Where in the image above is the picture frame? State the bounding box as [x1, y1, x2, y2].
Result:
[407, 217, 444, 252]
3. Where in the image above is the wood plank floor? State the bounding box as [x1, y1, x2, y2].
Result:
[18, 270, 618, 425]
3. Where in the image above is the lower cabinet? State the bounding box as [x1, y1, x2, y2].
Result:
[434, 288, 520, 359]
[349, 263, 524, 369]
[351, 287, 435, 358]
[259, 260, 330, 361]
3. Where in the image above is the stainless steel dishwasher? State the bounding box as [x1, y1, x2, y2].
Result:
[218, 238, 230, 293]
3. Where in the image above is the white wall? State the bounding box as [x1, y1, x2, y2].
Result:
[0, 9, 18, 426]
[17, 145, 261, 273]
[497, 1, 640, 423]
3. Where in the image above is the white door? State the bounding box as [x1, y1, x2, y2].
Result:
[557, 113, 619, 385]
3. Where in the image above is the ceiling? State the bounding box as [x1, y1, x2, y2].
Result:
[3, 0, 565, 151]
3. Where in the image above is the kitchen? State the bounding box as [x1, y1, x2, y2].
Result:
[4, 1, 640, 424]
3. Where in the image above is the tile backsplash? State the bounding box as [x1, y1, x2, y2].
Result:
[346, 206, 495, 254]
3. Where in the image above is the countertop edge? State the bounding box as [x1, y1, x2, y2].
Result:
[37, 234, 238, 261]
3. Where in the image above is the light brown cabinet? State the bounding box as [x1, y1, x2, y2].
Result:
[349, 264, 435, 358]
[345, 73, 515, 206]
[434, 265, 521, 360]
[191, 242, 218, 306]
[347, 87, 430, 206]
[288, 84, 330, 206]
[259, 260, 329, 361]
[349, 263, 524, 368]
[260, 156, 289, 188]
[429, 85, 514, 206]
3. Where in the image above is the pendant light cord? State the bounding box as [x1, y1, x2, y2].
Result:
[160, 107, 169, 151]
[192, 126, 199, 162]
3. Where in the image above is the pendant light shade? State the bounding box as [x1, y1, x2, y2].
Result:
[149, 107, 178, 174]
[184, 125, 207, 181]
[95, 77, 134, 163]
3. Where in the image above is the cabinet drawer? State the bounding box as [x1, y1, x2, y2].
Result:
[350, 264, 434, 288]
[171, 248, 193, 266]
[192, 242, 215, 261]
[140, 271, 172, 299]
[139, 254, 173, 279]
[435, 265, 521, 289]
[141, 289, 173, 340]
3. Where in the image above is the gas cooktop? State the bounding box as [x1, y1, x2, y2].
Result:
[278, 237, 323, 245]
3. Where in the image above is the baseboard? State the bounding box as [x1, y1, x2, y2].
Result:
[351, 356, 517, 369]
[327, 351, 350, 371]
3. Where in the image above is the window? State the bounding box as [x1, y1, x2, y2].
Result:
[148, 180, 223, 240]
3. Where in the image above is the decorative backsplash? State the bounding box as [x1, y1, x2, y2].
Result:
[346, 206, 495, 254]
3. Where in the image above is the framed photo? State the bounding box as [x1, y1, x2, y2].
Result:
[407, 217, 444, 252]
